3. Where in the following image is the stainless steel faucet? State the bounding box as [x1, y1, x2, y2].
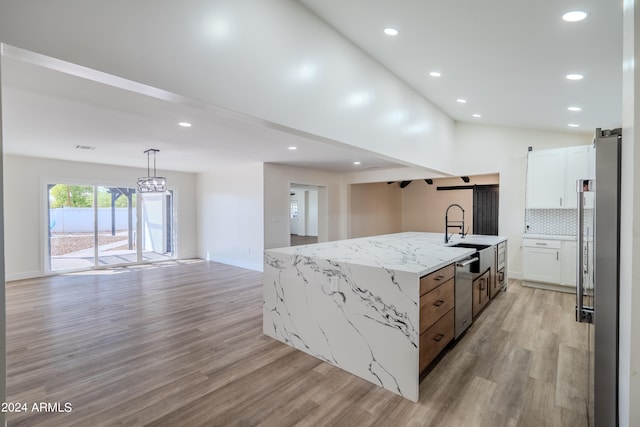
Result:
[445, 203, 466, 243]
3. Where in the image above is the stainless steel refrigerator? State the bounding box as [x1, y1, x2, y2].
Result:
[576, 128, 621, 427]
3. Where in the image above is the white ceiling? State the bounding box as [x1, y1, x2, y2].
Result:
[299, 0, 622, 133]
[1, 53, 405, 173]
[1, 1, 623, 174]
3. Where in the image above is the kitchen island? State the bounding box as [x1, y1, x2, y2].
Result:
[263, 232, 506, 401]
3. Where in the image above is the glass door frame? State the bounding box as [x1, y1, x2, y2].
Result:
[137, 190, 175, 264]
[43, 178, 176, 274]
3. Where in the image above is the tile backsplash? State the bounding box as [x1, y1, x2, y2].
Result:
[525, 209, 578, 235]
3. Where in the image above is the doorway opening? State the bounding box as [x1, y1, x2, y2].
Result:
[289, 184, 319, 246]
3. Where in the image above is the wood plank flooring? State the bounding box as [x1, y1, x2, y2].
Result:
[290, 235, 318, 246]
[5, 260, 590, 426]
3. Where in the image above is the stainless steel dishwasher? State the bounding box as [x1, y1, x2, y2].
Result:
[454, 256, 475, 339]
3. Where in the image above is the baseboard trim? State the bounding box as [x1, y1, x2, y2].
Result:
[522, 280, 576, 294]
[208, 256, 263, 272]
[5, 270, 44, 282]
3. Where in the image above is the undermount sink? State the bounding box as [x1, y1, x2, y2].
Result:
[448, 243, 492, 251]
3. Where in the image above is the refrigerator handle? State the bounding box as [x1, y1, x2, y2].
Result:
[576, 179, 594, 324]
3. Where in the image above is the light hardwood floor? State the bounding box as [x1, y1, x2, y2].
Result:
[290, 235, 318, 246]
[6, 260, 590, 426]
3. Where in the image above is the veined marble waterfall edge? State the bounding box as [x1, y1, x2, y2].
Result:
[263, 251, 421, 402]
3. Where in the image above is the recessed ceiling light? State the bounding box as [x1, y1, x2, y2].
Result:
[568, 123, 580, 128]
[384, 27, 398, 36]
[562, 11, 589, 22]
[353, 161, 361, 165]
[568, 106, 582, 112]
[178, 122, 192, 127]
[429, 71, 441, 77]
[566, 74, 584, 80]
[472, 114, 481, 118]
[288, 146, 297, 150]
[457, 99, 467, 104]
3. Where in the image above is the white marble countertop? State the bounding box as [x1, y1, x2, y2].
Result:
[522, 233, 576, 241]
[266, 232, 507, 276]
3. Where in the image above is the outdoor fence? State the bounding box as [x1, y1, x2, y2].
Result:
[50, 207, 135, 233]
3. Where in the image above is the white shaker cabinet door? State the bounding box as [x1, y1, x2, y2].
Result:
[523, 246, 561, 284]
[526, 149, 564, 208]
[564, 146, 592, 209]
[560, 240, 577, 287]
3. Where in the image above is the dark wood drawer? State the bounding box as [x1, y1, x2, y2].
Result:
[492, 267, 506, 297]
[472, 269, 491, 317]
[420, 264, 455, 295]
[490, 264, 507, 298]
[419, 308, 454, 372]
[420, 278, 454, 333]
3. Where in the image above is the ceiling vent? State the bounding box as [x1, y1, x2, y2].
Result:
[75, 145, 96, 150]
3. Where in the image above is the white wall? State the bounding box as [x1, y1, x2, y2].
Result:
[264, 163, 345, 250]
[620, 1, 640, 424]
[196, 160, 264, 271]
[344, 165, 446, 185]
[3, 154, 198, 280]
[0, 0, 455, 174]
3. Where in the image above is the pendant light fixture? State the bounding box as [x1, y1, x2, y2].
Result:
[137, 149, 167, 193]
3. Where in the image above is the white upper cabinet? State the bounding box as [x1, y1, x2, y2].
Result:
[526, 148, 564, 208]
[564, 146, 593, 208]
[526, 145, 593, 209]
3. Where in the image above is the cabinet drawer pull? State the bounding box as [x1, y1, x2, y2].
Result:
[535, 242, 548, 246]
[433, 300, 444, 307]
[433, 333, 445, 342]
[434, 275, 444, 281]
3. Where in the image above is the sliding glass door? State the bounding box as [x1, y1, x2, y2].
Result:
[139, 191, 174, 263]
[48, 184, 96, 271]
[48, 183, 174, 272]
[96, 186, 137, 267]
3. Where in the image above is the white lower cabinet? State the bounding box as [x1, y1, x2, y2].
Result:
[522, 239, 561, 283]
[560, 241, 577, 287]
[522, 237, 576, 292]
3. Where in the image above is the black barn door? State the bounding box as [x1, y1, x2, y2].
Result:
[473, 185, 499, 235]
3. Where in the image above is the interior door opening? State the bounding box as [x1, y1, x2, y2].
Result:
[289, 184, 320, 246]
